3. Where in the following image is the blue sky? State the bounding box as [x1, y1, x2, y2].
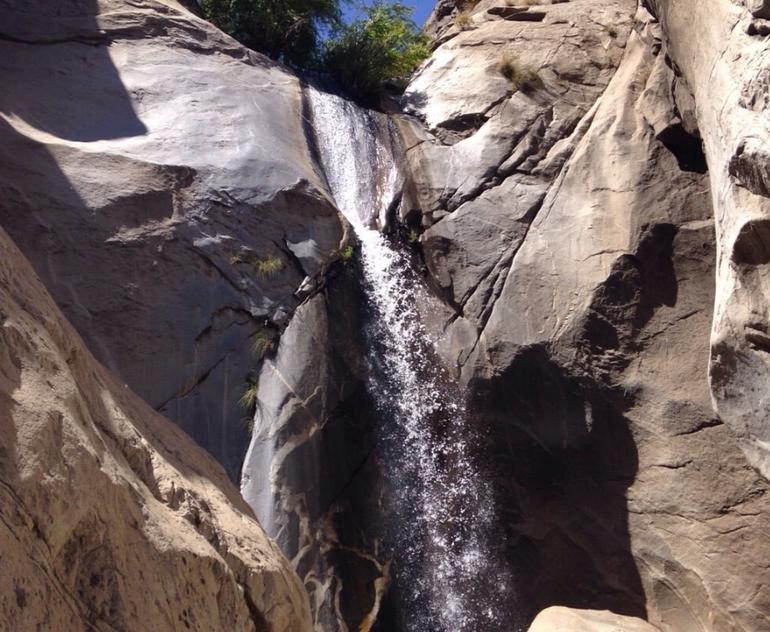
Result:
[343, 1, 435, 27]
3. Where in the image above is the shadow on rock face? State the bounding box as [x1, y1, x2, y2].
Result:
[471, 346, 646, 624]
[0, 0, 149, 493]
[0, 0, 147, 142]
[468, 221, 686, 624]
[0, 1, 275, 483]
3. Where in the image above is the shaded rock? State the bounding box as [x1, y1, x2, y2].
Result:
[729, 139, 770, 198]
[491, 8, 547, 21]
[487, 6, 531, 18]
[749, 0, 770, 19]
[747, 19, 770, 36]
[0, 225, 312, 631]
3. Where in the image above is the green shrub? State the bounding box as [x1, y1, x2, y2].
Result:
[230, 250, 284, 277]
[201, 0, 427, 96]
[200, 0, 340, 67]
[322, 2, 430, 97]
[497, 52, 540, 91]
[339, 244, 354, 260]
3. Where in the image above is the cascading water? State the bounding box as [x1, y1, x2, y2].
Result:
[307, 87, 513, 631]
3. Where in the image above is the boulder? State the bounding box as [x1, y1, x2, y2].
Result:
[528, 607, 662, 632]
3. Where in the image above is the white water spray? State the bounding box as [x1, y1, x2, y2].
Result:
[308, 87, 512, 631]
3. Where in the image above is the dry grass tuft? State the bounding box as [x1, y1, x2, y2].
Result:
[497, 52, 540, 91]
[239, 383, 258, 409]
[455, 8, 473, 29]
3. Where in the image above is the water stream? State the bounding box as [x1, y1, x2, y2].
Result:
[307, 87, 512, 631]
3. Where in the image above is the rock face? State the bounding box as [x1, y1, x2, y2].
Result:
[0, 223, 312, 630]
[4, 0, 770, 631]
[402, 0, 636, 338]
[0, 0, 345, 483]
[528, 607, 662, 632]
[239, 95, 400, 632]
[239, 267, 384, 632]
[648, 0, 770, 501]
[399, 0, 770, 630]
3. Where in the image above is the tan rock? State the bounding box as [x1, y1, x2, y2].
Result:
[528, 607, 662, 632]
[0, 224, 312, 630]
[650, 0, 770, 484]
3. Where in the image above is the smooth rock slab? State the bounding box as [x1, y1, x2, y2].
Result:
[528, 607, 662, 632]
[0, 0, 343, 481]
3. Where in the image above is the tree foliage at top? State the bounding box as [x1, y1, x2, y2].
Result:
[200, 0, 429, 96]
[200, 0, 341, 67]
[323, 2, 429, 97]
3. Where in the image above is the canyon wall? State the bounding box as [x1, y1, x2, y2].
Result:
[0, 1, 323, 630]
[0, 0, 345, 484]
[400, 0, 770, 630]
[3, 0, 770, 631]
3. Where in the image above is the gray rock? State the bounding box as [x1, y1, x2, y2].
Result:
[749, 0, 770, 19]
[650, 0, 770, 483]
[0, 0, 344, 482]
[401, 2, 770, 631]
[241, 268, 385, 632]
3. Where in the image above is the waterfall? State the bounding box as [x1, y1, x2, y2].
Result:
[307, 87, 513, 631]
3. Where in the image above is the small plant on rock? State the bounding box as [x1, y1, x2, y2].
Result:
[230, 249, 285, 277]
[455, 8, 473, 30]
[250, 327, 276, 358]
[339, 244, 355, 261]
[497, 51, 540, 91]
[239, 382, 259, 409]
[254, 256, 284, 277]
